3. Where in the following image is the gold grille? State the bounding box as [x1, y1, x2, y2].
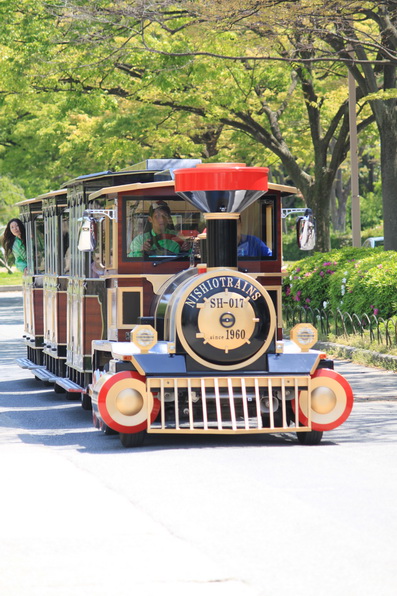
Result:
[146, 376, 312, 434]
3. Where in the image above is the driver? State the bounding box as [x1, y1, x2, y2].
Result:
[128, 200, 183, 257]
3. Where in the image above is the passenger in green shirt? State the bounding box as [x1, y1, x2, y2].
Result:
[129, 201, 183, 257]
[3, 219, 27, 273]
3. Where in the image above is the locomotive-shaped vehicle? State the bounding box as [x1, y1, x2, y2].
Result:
[17, 160, 353, 447]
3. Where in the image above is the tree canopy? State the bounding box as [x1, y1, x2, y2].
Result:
[0, 1, 395, 250]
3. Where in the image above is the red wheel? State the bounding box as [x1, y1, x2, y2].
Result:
[291, 369, 353, 431]
[97, 371, 160, 434]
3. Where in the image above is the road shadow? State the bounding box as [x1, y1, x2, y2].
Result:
[1, 375, 396, 454]
[0, 375, 307, 453]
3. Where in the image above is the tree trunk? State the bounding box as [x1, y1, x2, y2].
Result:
[304, 180, 332, 252]
[330, 168, 347, 232]
[379, 116, 397, 251]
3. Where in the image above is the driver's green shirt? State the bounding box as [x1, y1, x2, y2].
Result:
[128, 228, 180, 257]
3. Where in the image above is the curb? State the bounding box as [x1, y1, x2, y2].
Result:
[316, 340, 397, 370]
[0, 285, 22, 292]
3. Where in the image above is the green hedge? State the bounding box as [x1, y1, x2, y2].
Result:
[283, 247, 397, 319]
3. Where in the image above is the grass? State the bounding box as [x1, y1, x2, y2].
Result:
[285, 325, 397, 371]
[319, 343, 397, 371]
[316, 332, 397, 371]
[325, 333, 397, 356]
[0, 268, 23, 286]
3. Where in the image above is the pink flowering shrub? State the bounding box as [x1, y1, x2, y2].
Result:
[283, 247, 397, 318]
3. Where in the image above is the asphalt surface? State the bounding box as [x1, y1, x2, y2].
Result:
[333, 358, 397, 400]
[1, 290, 397, 596]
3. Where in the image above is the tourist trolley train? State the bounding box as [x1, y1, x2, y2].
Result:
[17, 160, 353, 447]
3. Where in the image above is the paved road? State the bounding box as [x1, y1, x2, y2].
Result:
[334, 358, 397, 400]
[1, 292, 397, 596]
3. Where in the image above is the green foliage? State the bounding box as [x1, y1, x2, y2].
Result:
[283, 247, 397, 319]
[283, 221, 385, 263]
[0, 1, 373, 210]
[344, 176, 383, 230]
[329, 250, 397, 318]
[0, 0, 388, 254]
[0, 177, 25, 224]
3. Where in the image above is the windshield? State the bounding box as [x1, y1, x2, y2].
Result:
[124, 197, 204, 261]
[123, 196, 276, 262]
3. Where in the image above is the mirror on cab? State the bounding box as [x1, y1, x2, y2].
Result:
[78, 216, 96, 252]
[296, 209, 316, 251]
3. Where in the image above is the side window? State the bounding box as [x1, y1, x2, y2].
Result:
[104, 211, 114, 270]
[25, 218, 34, 273]
[61, 210, 70, 274]
[238, 199, 275, 260]
[125, 200, 145, 258]
[44, 211, 51, 274]
[91, 218, 106, 277]
[34, 216, 45, 274]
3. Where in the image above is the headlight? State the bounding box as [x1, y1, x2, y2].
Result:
[130, 325, 157, 353]
[290, 323, 318, 352]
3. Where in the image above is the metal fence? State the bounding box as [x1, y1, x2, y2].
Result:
[283, 305, 397, 348]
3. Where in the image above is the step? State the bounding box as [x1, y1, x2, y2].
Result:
[55, 378, 84, 393]
[34, 368, 58, 384]
[16, 358, 44, 370]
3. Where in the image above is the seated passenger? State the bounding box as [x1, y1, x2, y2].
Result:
[128, 201, 183, 257]
[237, 217, 272, 257]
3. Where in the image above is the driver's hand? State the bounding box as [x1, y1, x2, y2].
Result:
[142, 239, 152, 253]
[181, 239, 192, 252]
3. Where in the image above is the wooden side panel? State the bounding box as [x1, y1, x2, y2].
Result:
[43, 284, 50, 344]
[33, 288, 44, 336]
[57, 291, 67, 344]
[83, 296, 104, 354]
